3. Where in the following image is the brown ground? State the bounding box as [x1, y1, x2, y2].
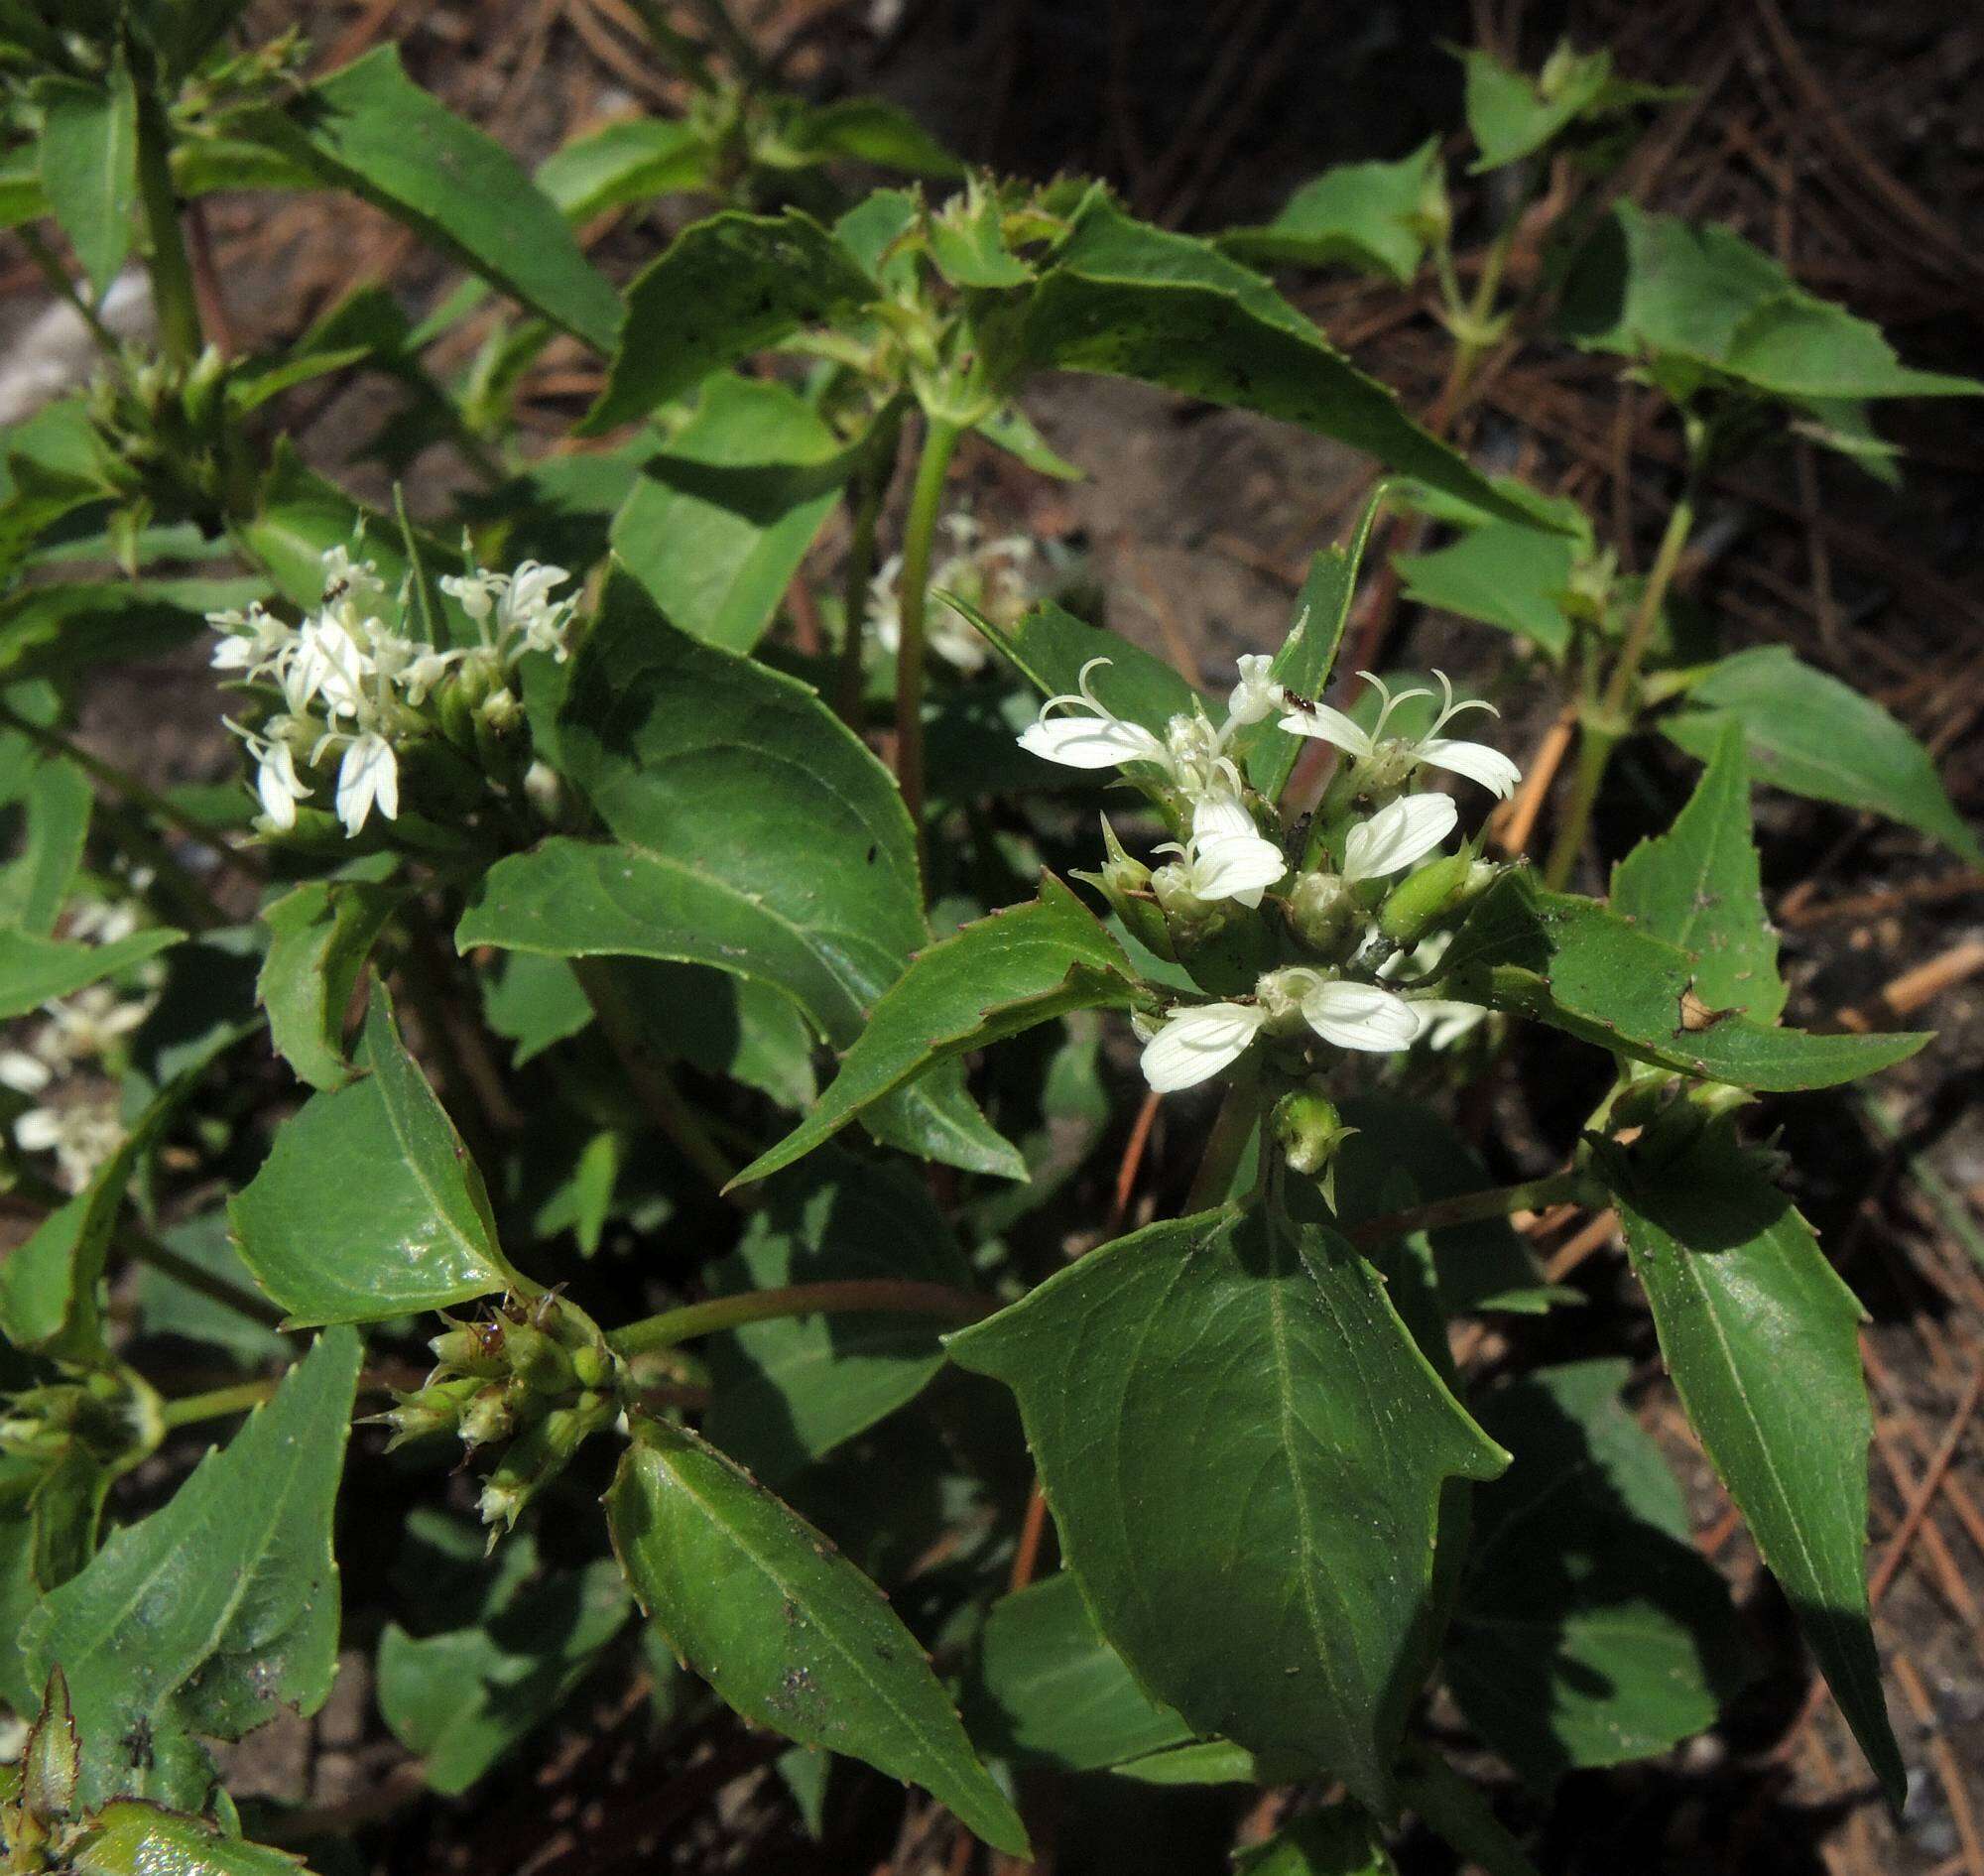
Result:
[9, 0, 1984, 1871]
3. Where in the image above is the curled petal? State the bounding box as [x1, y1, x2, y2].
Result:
[1275, 700, 1375, 759]
[1189, 793, 1258, 844]
[1300, 978, 1423, 1053]
[334, 734, 399, 837]
[1419, 736, 1521, 801]
[1140, 1002, 1267, 1093]
[1018, 714, 1168, 770]
[1341, 793, 1458, 884]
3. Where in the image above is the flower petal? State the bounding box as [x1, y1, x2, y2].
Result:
[1189, 793, 1258, 843]
[1018, 714, 1168, 770]
[1140, 1002, 1267, 1092]
[1341, 793, 1458, 884]
[1419, 736, 1521, 801]
[1300, 979, 1423, 1053]
[1189, 831, 1288, 907]
[1276, 700, 1375, 758]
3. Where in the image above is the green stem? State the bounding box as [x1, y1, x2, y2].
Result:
[1345, 1170, 1599, 1250]
[834, 418, 901, 727]
[159, 1376, 279, 1429]
[571, 960, 748, 1203]
[133, 87, 201, 366]
[609, 1279, 992, 1359]
[891, 414, 963, 854]
[117, 1223, 288, 1330]
[1183, 1074, 1266, 1213]
[18, 226, 118, 356]
[1543, 491, 1695, 891]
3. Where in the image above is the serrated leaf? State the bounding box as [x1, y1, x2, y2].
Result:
[611, 373, 852, 653]
[229, 983, 523, 1325]
[458, 577, 1019, 1179]
[734, 877, 1136, 1188]
[21, 1329, 361, 1812]
[40, 68, 139, 299]
[1021, 201, 1542, 526]
[946, 1202, 1508, 1811]
[273, 47, 619, 349]
[68, 1802, 307, 1875]
[1662, 645, 1981, 866]
[1394, 521, 1576, 660]
[702, 1152, 974, 1488]
[1445, 1359, 1747, 1789]
[606, 1417, 1029, 1857]
[964, 1571, 1192, 1773]
[584, 208, 875, 431]
[1220, 141, 1440, 284]
[1602, 1123, 1904, 1806]
[256, 876, 404, 1090]
[1443, 872, 1923, 1089]
[1612, 720, 1784, 1020]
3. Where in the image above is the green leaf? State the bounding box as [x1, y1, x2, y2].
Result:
[611, 374, 851, 653]
[965, 1571, 1192, 1773]
[702, 1152, 975, 1488]
[1443, 872, 1923, 1090]
[378, 1555, 629, 1794]
[135, 1213, 289, 1371]
[21, 1328, 362, 1812]
[478, 951, 592, 1068]
[229, 983, 524, 1325]
[39, 68, 139, 299]
[1602, 1122, 1904, 1806]
[0, 756, 91, 934]
[1445, 1359, 1746, 1790]
[256, 876, 404, 1090]
[946, 1203, 1508, 1810]
[1662, 645, 1981, 866]
[777, 97, 961, 178]
[584, 208, 875, 431]
[606, 1417, 1029, 1857]
[0, 582, 221, 688]
[1022, 201, 1541, 526]
[1559, 204, 1982, 404]
[1459, 45, 1614, 172]
[274, 47, 620, 349]
[1237, 1810, 1397, 1876]
[1241, 491, 1382, 799]
[1220, 142, 1440, 284]
[68, 1803, 306, 1875]
[534, 116, 710, 219]
[0, 142, 49, 230]
[953, 593, 1203, 739]
[1394, 521, 1576, 660]
[1109, 1738, 1260, 1786]
[1612, 720, 1784, 1020]
[458, 578, 1020, 1178]
[733, 877, 1137, 1188]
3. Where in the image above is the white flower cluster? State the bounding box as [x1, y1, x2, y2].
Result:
[208, 545, 575, 838]
[869, 513, 1077, 676]
[1019, 656, 1515, 1092]
[1, 980, 152, 1190]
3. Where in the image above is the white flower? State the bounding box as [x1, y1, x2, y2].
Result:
[1138, 963, 1423, 1092]
[1225, 652, 1285, 728]
[206, 601, 292, 677]
[1341, 793, 1458, 885]
[44, 984, 149, 1060]
[332, 732, 399, 837]
[496, 561, 575, 660]
[1140, 1000, 1268, 1092]
[1018, 658, 1173, 771]
[286, 616, 371, 720]
[224, 715, 313, 829]
[1380, 932, 1489, 1052]
[14, 1093, 125, 1192]
[319, 542, 385, 604]
[0, 1049, 51, 1095]
[1152, 829, 1288, 909]
[439, 567, 503, 622]
[1279, 670, 1521, 801]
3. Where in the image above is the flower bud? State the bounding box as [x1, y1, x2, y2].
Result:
[1274, 1090, 1357, 1180]
[1377, 852, 1474, 947]
[1288, 870, 1353, 952]
[373, 1375, 480, 1450]
[1074, 818, 1176, 961]
[458, 1383, 519, 1451]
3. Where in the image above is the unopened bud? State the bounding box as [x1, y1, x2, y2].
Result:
[1378, 852, 1474, 946]
[1274, 1090, 1356, 1181]
[458, 1383, 518, 1451]
[1288, 870, 1353, 952]
[375, 1375, 480, 1450]
[1098, 816, 1151, 897]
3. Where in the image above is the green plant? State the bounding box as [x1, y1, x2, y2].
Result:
[0, 10, 1975, 1872]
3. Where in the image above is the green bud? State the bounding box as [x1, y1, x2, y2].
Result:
[1274, 1090, 1357, 1181]
[1288, 870, 1353, 952]
[502, 1318, 577, 1396]
[1098, 815, 1151, 897]
[1073, 817, 1174, 960]
[1378, 852, 1474, 946]
[374, 1374, 480, 1450]
[458, 1383, 519, 1451]
[475, 1393, 616, 1539]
